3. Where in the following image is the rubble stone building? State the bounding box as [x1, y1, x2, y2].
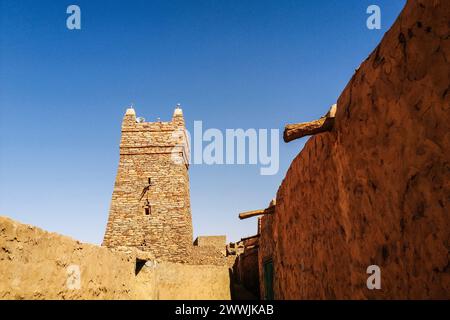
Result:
[194, 235, 227, 255]
[103, 106, 193, 263]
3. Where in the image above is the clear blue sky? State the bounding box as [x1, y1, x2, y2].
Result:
[0, 0, 406, 244]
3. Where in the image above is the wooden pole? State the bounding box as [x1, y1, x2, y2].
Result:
[284, 104, 337, 143]
[239, 205, 275, 220]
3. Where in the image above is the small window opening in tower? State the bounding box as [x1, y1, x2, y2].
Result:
[144, 199, 151, 215]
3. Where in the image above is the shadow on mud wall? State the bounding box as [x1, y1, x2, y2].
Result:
[229, 256, 260, 300]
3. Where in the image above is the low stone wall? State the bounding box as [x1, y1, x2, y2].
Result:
[258, 215, 274, 299]
[137, 261, 231, 300]
[0, 216, 231, 300]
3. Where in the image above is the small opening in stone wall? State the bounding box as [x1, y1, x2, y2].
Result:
[144, 206, 151, 215]
[135, 259, 146, 275]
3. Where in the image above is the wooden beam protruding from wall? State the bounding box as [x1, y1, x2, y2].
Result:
[284, 104, 337, 143]
[239, 199, 276, 220]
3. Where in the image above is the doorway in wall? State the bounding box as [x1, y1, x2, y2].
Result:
[263, 259, 274, 300]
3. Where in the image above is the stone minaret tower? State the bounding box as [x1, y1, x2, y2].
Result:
[103, 106, 193, 262]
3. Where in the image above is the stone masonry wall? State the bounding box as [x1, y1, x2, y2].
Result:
[194, 235, 227, 255]
[189, 246, 227, 266]
[269, 0, 449, 299]
[103, 108, 193, 263]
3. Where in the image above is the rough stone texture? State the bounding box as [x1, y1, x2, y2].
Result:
[0, 217, 231, 300]
[103, 107, 193, 263]
[266, 0, 450, 299]
[194, 235, 227, 255]
[189, 246, 227, 266]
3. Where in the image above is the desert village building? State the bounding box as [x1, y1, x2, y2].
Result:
[0, 0, 448, 300]
[102, 106, 194, 262]
[102, 106, 231, 267]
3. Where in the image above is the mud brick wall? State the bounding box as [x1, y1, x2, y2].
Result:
[258, 215, 274, 299]
[103, 107, 193, 263]
[232, 236, 260, 297]
[0, 217, 230, 300]
[270, 0, 449, 299]
[137, 262, 231, 300]
[234, 247, 260, 298]
[0, 216, 140, 299]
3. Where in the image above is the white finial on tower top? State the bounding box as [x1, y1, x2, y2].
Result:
[173, 103, 183, 116]
[125, 103, 136, 116]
